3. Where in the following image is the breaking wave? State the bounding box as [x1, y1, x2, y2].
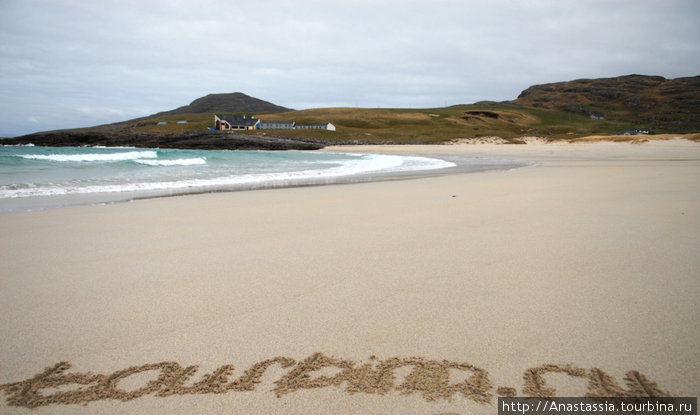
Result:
[134, 157, 207, 166]
[0, 152, 455, 199]
[20, 150, 157, 162]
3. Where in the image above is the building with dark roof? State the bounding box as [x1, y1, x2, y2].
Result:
[214, 115, 261, 130]
[214, 115, 336, 132]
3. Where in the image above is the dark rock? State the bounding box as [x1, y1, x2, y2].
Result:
[2, 131, 325, 151]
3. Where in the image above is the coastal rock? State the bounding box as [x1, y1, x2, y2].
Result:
[2, 131, 325, 151]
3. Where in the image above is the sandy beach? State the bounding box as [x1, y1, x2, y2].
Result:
[1, 139, 698, 414]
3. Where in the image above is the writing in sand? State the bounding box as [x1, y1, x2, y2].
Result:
[0, 353, 671, 408]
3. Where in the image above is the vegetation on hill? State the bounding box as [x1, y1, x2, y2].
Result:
[513, 75, 699, 133]
[113, 103, 651, 144]
[252, 104, 636, 143]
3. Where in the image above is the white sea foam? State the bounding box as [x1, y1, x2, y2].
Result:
[19, 150, 157, 162]
[317, 153, 454, 175]
[134, 157, 206, 166]
[377, 155, 456, 172]
[92, 146, 137, 149]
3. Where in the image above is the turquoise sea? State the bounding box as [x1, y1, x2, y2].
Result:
[0, 145, 527, 212]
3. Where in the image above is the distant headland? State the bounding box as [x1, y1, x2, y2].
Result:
[2, 75, 698, 149]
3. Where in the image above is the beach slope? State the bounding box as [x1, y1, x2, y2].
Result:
[0, 140, 698, 414]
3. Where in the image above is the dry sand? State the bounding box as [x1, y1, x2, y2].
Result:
[0, 139, 698, 414]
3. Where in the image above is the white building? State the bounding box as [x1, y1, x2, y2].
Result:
[294, 122, 336, 131]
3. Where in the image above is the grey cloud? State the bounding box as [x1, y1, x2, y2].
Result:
[1, 0, 698, 136]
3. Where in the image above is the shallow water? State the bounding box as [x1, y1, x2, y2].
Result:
[0, 145, 528, 212]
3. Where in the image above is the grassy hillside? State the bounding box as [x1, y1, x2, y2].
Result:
[128, 113, 216, 133]
[44, 76, 697, 144]
[118, 103, 642, 144]
[259, 104, 637, 142]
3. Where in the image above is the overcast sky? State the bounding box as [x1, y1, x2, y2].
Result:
[1, 0, 698, 136]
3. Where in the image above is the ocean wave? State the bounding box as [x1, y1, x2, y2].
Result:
[0, 150, 464, 199]
[19, 150, 157, 162]
[0, 153, 456, 199]
[91, 146, 137, 149]
[134, 157, 206, 166]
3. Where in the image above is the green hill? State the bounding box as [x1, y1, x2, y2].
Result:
[119, 103, 658, 144]
[21, 75, 699, 144]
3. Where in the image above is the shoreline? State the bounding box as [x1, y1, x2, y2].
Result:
[4, 136, 697, 214]
[0, 149, 530, 214]
[1, 139, 698, 414]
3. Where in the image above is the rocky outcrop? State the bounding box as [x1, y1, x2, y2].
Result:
[512, 75, 700, 132]
[2, 131, 324, 151]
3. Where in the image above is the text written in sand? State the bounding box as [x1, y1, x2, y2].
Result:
[0, 353, 670, 408]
